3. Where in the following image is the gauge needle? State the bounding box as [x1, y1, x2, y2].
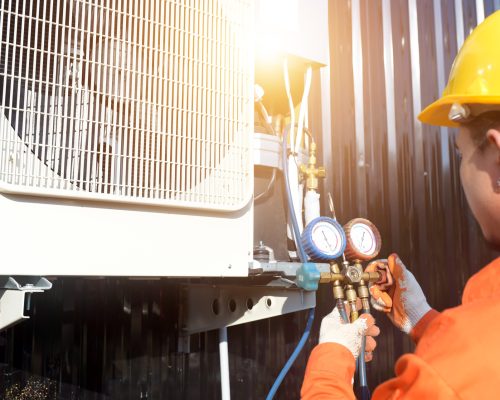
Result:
[360, 231, 365, 247]
[322, 231, 332, 250]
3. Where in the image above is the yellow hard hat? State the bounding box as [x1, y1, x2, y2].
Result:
[418, 11, 500, 127]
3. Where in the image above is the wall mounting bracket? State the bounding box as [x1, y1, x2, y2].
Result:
[0, 276, 52, 331]
[178, 284, 315, 352]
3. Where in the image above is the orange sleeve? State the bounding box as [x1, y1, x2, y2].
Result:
[371, 354, 459, 399]
[301, 343, 356, 400]
[409, 309, 440, 344]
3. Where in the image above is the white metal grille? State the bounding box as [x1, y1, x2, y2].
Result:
[0, 0, 253, 210]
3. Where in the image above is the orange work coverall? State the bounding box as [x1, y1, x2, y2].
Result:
[301, 257, 500, 399]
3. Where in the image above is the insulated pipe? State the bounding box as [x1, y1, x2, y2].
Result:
[304, 189, 321, 226]
[298, 182, 305, 230]
[219, 326, 231, 400]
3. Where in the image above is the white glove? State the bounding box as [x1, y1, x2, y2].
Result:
[366, 253, 432, 334]
[319, 307, 368, 360]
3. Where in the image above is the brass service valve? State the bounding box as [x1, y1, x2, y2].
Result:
[299, 142, 325, 191]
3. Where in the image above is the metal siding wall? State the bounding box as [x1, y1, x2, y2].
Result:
[327, 0, 500, 388]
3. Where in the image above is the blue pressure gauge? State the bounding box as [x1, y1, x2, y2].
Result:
[301, 217, 347, 261]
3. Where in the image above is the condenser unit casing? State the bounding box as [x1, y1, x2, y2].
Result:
[0, 0, 254, 277]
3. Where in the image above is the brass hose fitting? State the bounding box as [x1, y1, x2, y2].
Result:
[357, 280, 370, 314]
[353, 260, 370, 314]
[345, 284, 359, 321]
[330, 262, 344, 301]
[362, 271, 382, 283]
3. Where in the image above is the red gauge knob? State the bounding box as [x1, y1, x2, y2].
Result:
[343, 218, 382, 262]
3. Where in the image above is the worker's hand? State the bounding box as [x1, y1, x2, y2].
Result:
[365, 253, 431, 334]
[319, 307, 379, 362]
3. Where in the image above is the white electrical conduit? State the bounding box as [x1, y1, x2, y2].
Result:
[283, 59, 296, 150]
[304, 98, 310, 149]
[219, 327, 231, 400]
[295, 66, 313, 154]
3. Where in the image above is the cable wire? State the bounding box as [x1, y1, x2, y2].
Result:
[254, 98, 278, 203]
[254, 168, 277, 202]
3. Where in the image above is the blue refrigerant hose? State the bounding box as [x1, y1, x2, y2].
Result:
[265, 126, 313, 400]
[357, 340, 371, 400]
[338, 296, 370, 399]
[357, 307, 371, 400]
[265, 308, 315, 400]
[280, 125, 307, 263]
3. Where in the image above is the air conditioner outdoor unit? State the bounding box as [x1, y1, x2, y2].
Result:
[0, 0, 254, 277]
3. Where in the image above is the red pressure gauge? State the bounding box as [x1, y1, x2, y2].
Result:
[343, 218, 382, 261]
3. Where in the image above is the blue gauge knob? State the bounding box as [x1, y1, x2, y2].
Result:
[301, 217, 347, 261]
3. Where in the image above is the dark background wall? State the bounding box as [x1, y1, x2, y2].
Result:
[325, 0, 500, 389]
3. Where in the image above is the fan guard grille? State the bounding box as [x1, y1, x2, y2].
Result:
[0, 0, 253, 211]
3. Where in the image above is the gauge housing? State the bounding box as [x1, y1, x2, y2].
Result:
[343, 218, 382, 261]
[301, 217, 347, 261]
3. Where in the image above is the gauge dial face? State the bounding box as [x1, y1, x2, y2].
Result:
[344, 218, 382, 261]
[349, 223, 377, 255]
[311, 221, 344, 256]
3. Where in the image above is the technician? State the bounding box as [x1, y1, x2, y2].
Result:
[301, 10, 500, 399]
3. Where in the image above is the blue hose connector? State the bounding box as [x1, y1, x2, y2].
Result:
[295, 262, 321, 291]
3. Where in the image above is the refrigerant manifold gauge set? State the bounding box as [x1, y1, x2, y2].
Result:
[300, 215, 386, 326]
[301, 216, 382, 263]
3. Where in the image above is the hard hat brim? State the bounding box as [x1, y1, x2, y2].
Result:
[418, 95, 500, 127]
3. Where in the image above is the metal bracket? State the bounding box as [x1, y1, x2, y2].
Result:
[0, 276, 52, 331]
[179, 284, 315, 338]
[250, 261, 331, 277]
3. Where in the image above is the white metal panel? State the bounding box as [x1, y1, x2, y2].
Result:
[0, 0, 254, 277]
[0, 192, 253, 277]
[0, 0, 253, 211]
